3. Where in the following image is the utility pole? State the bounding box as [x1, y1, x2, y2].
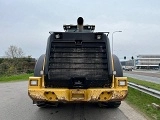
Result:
[112, 31, 122, 54]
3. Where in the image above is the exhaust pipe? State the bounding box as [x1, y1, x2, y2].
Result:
[77, 17, 84, 32]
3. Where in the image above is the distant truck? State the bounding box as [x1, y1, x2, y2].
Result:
[28, 17, 128, 108]
[124, 66, 133, 71]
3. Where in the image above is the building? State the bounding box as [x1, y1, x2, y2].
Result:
[136, 55, 160, 69]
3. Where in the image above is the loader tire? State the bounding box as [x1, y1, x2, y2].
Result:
[98, 101, 121, 108]
[113, 54, 123, 77]
[37, 104, 47, 108]
[34, 54, 45, 77]
[107, 101, 121, 108]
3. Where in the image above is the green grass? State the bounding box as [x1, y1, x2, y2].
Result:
[128, 77, 160, 91]
[126, 87, 160, 120]
[0, 73, 33, 82]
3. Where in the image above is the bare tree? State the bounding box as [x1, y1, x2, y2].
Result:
[0, 46, 35, 75]
[5, 45, 24, 58]
[2, 45, 25, 75]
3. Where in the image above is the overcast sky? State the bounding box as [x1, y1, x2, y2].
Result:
[0, 0, 160, 60]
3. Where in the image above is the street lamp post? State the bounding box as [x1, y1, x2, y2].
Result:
[112, 31, 122, 54]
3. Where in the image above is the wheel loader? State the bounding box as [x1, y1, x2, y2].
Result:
[28, 17, 128, 108]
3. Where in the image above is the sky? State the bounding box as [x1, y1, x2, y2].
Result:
[0, 0, 160, 60]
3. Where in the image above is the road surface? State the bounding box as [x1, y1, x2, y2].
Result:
[0, 81, 147, 120]
[124, 70, 160, 84]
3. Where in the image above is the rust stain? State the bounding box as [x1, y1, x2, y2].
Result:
[29, 92, 46, 100]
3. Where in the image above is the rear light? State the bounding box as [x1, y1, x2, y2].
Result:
[97, 35, 102, 39]
[118, 80, 126, 86]
[55, 34, 60, 39]
[40, 70, 44, 75]
[54, 33, 62, 39]
[30, 80, 38, 86]
[113, 71, 116, 75]
[95, 33, 102, 40]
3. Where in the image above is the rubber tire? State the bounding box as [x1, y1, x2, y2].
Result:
[112, 55, 123, 108]
[37, 104, 48, 108]
[107, 101, 121, 108]
[37, 102, 59, 108]
[34, 54, 45, 77]
[112, 54, 123, 77]
[98, 101, 121, 108]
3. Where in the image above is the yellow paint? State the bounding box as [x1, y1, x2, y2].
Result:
[28, 77, 128, 102]
[111, 54, 115, 88]
[42, 55, 46, 87]
[44, 92, 58, 101]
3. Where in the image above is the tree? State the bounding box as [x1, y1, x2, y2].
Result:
[2, 45, 25, 75]
[0, 45, 35, 75]
[5, 45, 24, 58]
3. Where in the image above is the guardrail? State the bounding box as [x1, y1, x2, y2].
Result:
[128, 82, 160, 99]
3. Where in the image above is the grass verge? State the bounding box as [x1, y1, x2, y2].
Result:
[128, 77, 160, 91]
[126, 87, 160, 120]
[127, 77, 160, 119]
[0, 73, 33, 82]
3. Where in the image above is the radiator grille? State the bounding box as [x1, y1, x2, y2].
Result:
[46, 41, 110, 88]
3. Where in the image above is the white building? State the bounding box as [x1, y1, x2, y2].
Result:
[136, 55, 160, 69]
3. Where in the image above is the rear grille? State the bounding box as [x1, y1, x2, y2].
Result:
[46, 41, 110, 88]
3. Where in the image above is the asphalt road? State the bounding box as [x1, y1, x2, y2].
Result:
[0, 81, 147, 120]
[124, 70, 160, 84]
